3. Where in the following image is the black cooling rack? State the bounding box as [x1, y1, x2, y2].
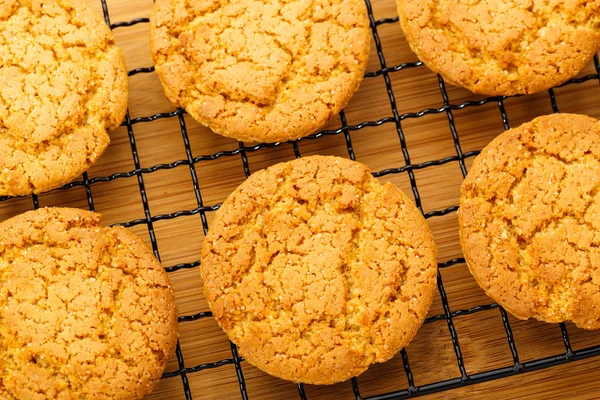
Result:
[3, 0, 600, 398]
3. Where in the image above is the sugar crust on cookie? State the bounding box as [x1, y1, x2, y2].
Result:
[150, 0, 370, 143]
[459, 113, 600, 329]
[201, 155, 438, 384]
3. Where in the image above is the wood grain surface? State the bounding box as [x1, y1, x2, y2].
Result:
[2, 0, 600, 399]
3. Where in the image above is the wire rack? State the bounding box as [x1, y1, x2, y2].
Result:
[2, 0, 600, 399]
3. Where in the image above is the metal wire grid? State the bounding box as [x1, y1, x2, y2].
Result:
[1, 0, 600, 398]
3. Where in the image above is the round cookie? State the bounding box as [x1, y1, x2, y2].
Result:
[201, 156, 438, 384]
[0, 207, 178, 399]
[459, 113, 600, 330]
[0, 0, 128, 196]
[149, 0, 370, 143]
[396, 0, 600, 96]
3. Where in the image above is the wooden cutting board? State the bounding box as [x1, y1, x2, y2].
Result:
[1, 1, 600, 398]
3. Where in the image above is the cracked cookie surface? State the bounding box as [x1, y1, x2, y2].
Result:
[0, 0, 128, 196]
[459, 114, 600, 329]
[149, 0, 370, 143]
[397, 0, 600, 96]
[0, 207, 178, 399]
[201, 156, 438, 384]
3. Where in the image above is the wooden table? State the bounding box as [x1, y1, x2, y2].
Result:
[2, 0, 600, 398]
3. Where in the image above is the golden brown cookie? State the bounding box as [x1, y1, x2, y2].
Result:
[149, 0, 370, 143]
[201, 155, 438, 384]
[0, 207, 178, 399]
[0, 0, 128, 196]
[459, 114, 600, 330]
[396, 0, 600, 96]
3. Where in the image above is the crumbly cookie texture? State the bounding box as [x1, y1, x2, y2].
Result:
[0, 0, 128, 196]
[0, 208, 178, 399]
[201, 156, 438, 384]
[150, 0, 370, 143]
[397, 0, 600, 96]
[459, 114, 600, 330]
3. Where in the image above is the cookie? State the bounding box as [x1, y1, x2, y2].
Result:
[149, 0, 370, 143]
[0, 0, 128, 196]
[201, 155, 438, 384]
[459, 113, 600, 330]
[0, 207, 178, 399]
[396, 0, 600, 96]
